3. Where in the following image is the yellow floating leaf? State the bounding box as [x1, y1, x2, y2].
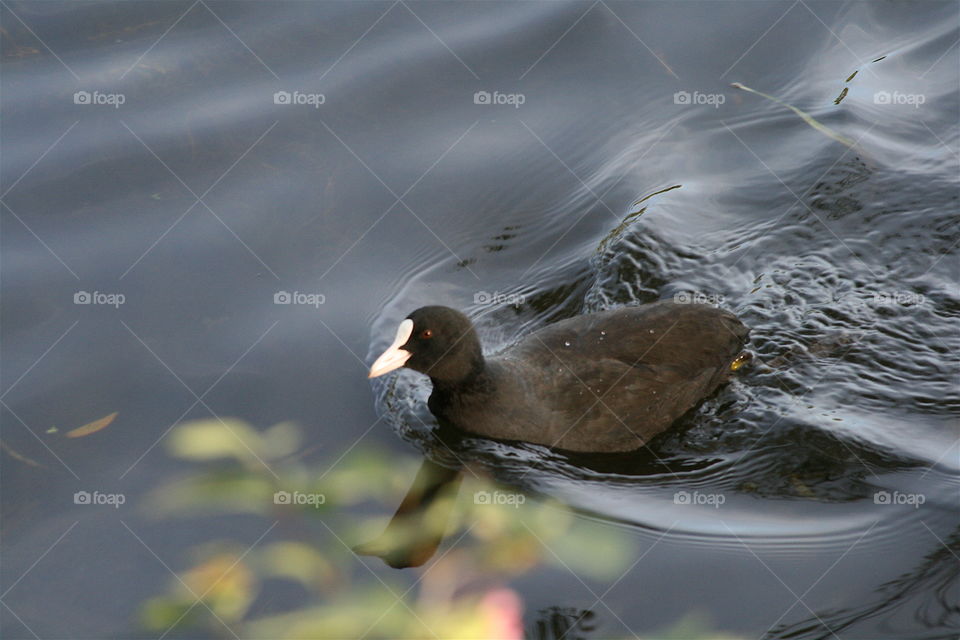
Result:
[1, 440, 44, 467]
[66, 411, 118, 438]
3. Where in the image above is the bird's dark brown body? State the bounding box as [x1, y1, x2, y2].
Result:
[370, 302, 749, 453]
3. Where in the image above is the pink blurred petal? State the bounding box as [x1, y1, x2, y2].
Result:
[480, 588, 524, 640]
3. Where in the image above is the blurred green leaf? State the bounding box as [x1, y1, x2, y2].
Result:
[139, 597, 198, 632]
[166, 419, 301, 463]
[167, 418, 263, 462]
[145, 469, 276, 517]
[260, 422, 302, 460]
[255, 541, 339, 591]
[545, 518, 636, 581]
[179, 552, 257, 622]
[244, 587, 409, 639]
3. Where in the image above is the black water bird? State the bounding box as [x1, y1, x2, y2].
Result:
[369, 302, 749, 453]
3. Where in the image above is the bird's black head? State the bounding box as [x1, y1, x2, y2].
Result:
[369, 306, 484, 385]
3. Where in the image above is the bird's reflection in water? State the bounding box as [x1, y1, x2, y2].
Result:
[352, 425, 713, 569]
[353, 457, 463, 568]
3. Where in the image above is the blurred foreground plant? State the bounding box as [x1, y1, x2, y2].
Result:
[138, 419, 733, 639]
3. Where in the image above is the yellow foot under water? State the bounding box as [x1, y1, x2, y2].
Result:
[730, 351, 752, 372]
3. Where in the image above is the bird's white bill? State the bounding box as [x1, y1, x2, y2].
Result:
[368, 319, 414, 378]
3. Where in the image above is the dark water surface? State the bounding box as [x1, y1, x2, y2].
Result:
[2, 1, 958, 638]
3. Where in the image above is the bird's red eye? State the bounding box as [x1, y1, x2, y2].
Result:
[421, 329, 434, 339]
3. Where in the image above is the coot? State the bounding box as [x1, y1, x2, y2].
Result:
[369, 302, 749, 453]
